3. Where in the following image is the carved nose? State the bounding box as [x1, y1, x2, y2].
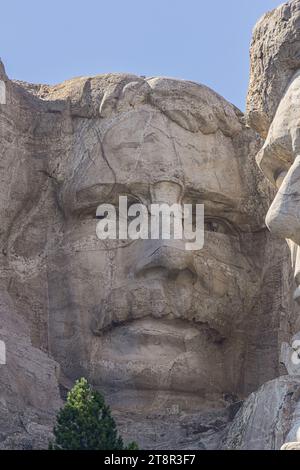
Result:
[134, 240, 196, 280]
[265, 155, 300, 244]
[265, 194, 300, 244]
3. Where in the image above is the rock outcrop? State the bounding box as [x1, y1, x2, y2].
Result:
[247, 0, 300, 137]
[223, 376, 300, 450]
[0, 63, 62, 449]
[2, 0, 300, 444]
[0, 287, 61, 449]
[245, 0, 300, 450]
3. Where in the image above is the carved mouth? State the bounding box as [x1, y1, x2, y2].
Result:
[92, 312, 226, 345]
[89, 317, 234, 404]
[90, 278, 229, 341]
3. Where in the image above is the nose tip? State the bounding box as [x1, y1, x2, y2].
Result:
[265, 198, 300, 243]
[265, 207, 286, 238]
[134, 240, 196, 280]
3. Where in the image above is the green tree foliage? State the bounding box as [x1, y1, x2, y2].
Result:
[50, 378, 138, 450]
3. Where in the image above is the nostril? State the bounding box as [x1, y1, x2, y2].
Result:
[136, 266, 170, 280]
[133, 243, 197, 282]
[174, 267, 197, 283]
[166, 266, 197, 282]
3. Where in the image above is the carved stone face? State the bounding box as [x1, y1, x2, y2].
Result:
[43, 79, 267, 413]
[257, 71, 300, 304]
[0, 64, 292, 448]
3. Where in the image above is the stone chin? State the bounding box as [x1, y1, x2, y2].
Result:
[90, 318, 232, 410]
[88, 273, 250, 410]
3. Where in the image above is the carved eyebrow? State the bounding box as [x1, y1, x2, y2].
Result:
[74, 183, 147, 216]
[183, 189, 266, 231]
[183, 189, 238, 211]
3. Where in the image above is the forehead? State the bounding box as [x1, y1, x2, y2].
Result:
[71, 107, 244, 201]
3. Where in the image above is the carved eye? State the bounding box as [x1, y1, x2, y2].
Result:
[204, 218, 235, 235]
[95, 195, 144, 222]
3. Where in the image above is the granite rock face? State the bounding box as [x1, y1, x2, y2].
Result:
[281, 442, 300, 450]
[0, 64, 62, 449]
[247, 0, 300, 137]
[245, 0, 300, 451]
[0, 54, 296, 449]
[223, 376, 300, 450]
[0, 287, 61, 449]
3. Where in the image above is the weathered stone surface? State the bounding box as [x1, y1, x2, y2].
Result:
[115, 403, 242, 450]
[0, 54, 296, 449]
[281, 331, 300, 376]
[0, 62, 62, 449]
[223, 376, 300, 450]
[244, 0, 300, 451]
[247, 0, 300, 137]
[281, 442, 300, 450]
[0, 287, 61, 449]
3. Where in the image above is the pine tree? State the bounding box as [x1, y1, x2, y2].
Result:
[50, 378, 138, 450]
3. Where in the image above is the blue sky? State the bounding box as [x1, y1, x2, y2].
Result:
[1, 0, 281, 110]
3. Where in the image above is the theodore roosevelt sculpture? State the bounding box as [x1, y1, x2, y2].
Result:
[0, 62, 293, 448]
